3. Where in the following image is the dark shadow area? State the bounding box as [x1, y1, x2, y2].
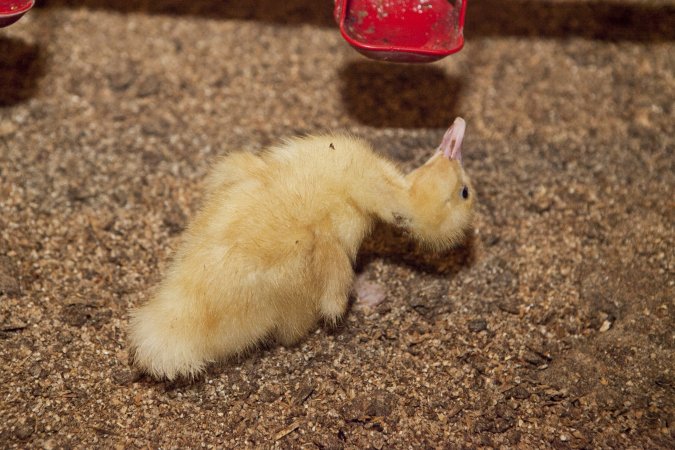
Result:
[467, 0, 675, 42]
[37, 0, 675, 42]
[339, 61, 463, 128]
[37, 0, 335, 26]
[357, 221, 477, 276]
[0, 37, 45, 107]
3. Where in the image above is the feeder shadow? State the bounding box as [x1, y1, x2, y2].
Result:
[339, 61, 463, 129]
[0, 37, 45, 107]
[356, 222, 477, 277]
[37, 0, 334, 27]
[468, 0, 675, 42]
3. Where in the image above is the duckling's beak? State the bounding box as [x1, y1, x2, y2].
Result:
[437, 117, 466, 164]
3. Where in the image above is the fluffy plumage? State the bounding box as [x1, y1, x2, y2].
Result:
[129, 118, 475, 380]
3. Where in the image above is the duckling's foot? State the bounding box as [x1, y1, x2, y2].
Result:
[353, 274, 386, 309]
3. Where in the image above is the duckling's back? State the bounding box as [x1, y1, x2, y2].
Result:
[200, 134, 403, 257]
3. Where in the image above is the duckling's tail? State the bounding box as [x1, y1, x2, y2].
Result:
[128, 290, 211, 381]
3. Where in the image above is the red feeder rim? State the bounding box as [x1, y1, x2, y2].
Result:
[0, 0, 35, 28]
[334, 0, 467, 63]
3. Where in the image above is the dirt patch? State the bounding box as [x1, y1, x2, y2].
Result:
[0, 2, 672, 448]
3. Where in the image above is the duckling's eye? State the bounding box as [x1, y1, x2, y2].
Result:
[460, 185, 469, 200]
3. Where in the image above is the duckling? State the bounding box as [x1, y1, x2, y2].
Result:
[129, 117, 475, 380]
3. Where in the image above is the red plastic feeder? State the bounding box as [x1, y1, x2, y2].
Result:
[334, 0, 467, 63]
[0, 0, 34, 27]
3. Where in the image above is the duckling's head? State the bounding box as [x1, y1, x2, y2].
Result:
[405, 118, 475, 250]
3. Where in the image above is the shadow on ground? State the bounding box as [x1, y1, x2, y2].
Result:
[0, 37, 45, 106]
[37, 0, 335, 26]
[467, 0, 675, 42]
[358, 222, 477, 276]
[38, 0, 675, 41]
[339, 61, 463, 128]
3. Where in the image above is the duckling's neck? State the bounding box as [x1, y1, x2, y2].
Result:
[347, 164, 414, 229]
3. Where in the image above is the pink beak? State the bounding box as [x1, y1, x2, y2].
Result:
[438, 117, 466, 163]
